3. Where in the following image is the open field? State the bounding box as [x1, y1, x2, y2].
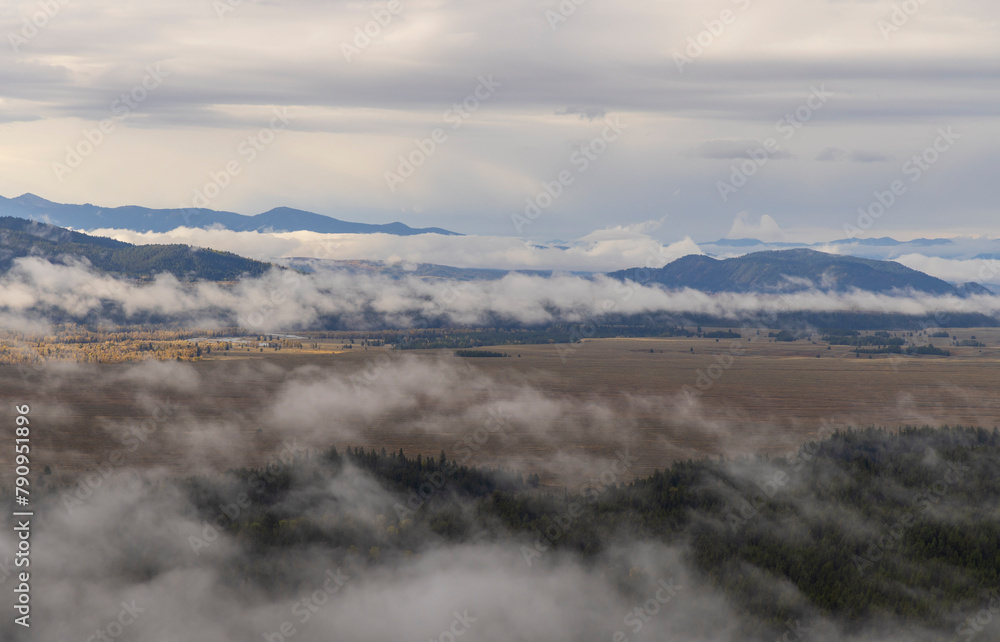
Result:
[3, 328, 999, 486]
[457, 329, 1000, 428]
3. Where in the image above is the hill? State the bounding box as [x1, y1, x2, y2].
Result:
[0, 194, 459, 236]
[0, 217, 273, 281]
[149, 426, 1000, 638]
[609, 248, 992, 296]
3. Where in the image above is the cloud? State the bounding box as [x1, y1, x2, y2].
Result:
[816, 147, 849, 162]
[555, 106, 608, 121]
[3, 456, 715, 641]
[10, 355, 1000, 641]
[816, 148, 890, 162]
[848, 150, 891, 163]
[85, 227, 702, 273]
[726, 213, 786, 242]
[893, 253, 1000, 286]
[1, 0, 999, 241]
[2, 256, 1000, 336]
[689, 140, 792, 161]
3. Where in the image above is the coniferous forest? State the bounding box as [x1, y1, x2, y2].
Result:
[36, 425, 1000, 639]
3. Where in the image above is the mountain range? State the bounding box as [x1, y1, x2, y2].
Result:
[0, 194, 459, 236]
[287, 249, 993, 297]
[698, 236, 1000, 265]
[274, 257, 593, 280]
[609, 248, 992, 297]
[0, 213, 994, 296]
[708, 236, 955, 248]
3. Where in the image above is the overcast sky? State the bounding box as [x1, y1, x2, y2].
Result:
[1, 0, 997, 243]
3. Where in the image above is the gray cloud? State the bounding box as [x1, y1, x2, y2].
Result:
[689, 139, 793, 160]
[816, 147, 849, 162]
[555, 105, 608, 121]
[4, 357, 999, 640]
[848, 150, 891, 163]
[1, 257, 999, 338]
[1, 0, 998, 244]
[816, 147, 890, 162]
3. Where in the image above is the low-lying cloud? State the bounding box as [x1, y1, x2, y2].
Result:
[86, 227, 703, 273]
[3, 355, 998, 640]
[2, 256, 1000, 333]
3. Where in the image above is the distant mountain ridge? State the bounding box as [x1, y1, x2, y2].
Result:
[0, 217, 273, 281]
[609, 249, 992, 296]
[0, 194, 459, 236]
[275, 257, 592, 280]
[708, 236, 956, 248]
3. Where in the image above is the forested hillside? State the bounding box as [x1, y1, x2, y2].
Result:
[610, 248, 992, 296]
[37, 425, 1000, 639]
[0, 216, 273, 280]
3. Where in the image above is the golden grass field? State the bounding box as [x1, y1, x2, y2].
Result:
[3, 328, 999, 485]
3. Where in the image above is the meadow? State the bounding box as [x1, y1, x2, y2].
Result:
[4, 327, 998, 486]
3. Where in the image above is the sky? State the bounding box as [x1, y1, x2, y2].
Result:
[1, 0, 998, 244]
